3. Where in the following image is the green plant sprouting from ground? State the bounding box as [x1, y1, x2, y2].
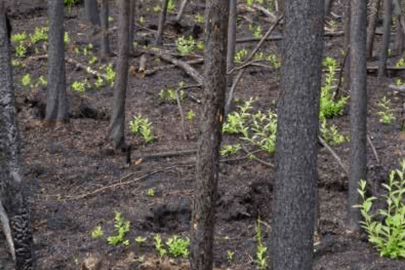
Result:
[255, 216, 267, 269]
[377, 96, 396, 125]
[396, 57, 405, 68]
[320, 119, 345, 146]
[166, 236, 190, 258]
[176, 36, 196, 54]
[249, 24, 262, 38]
[71, 79, 90, 94]
[167, 0, 175, 12]
[354, 160, 405, 259]
[223, 98, 278, 154]
[135, 236, 147, 245]
[320, 57, 349, 120]
[146, 188, 155, 197]
[15, 44, 27, 58]
[158, 88, 186, 103]
[227, 250, 234, 262]
[11, 32, 27, 44]
[30, 26, 48, 44]
[21, 74, 32, 87]
[107, 212, 130, 246]
[104, 64, 116, 87]
[220, 144, 242, 157]
[90, 225, 104, 239]
[154, 234, 167, 257]
[195, 13, 204, 24]
[186, 110, 195, 120]
[129, 114, 155, 144]
[234, 49, 248, 64]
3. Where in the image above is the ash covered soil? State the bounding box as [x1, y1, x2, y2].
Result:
[1, 0, 405, 269]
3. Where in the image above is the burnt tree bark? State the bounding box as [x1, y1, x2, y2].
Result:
[394, 16, 404, 55]
[366, 0, 381, 58]
[0, 1, 35, 269]
[109, 0, 130, 149]
[378, 0, 393, 77]
[100, 0, 110, 55]
[271, 0, 324, 269]
[190, 0, 229, 269]
[227, 0, 237, 86]
[129, 0, 135, 48]
[46, 0, 68, 122]
[348, 0, 368, 232]
[325, 0, 334, 17]
[85, 0, 100, 26]
[155, 0, 169, 45]
[343, 0, 351, 91]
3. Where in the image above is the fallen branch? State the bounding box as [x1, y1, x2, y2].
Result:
[388, 84, 405, 93]
[144, 58, 203, 76]
[176, 88, 188, 140]
[318, 136, 349, 175]
[240, 145, 274, 168]
[367, 134, 380, 164]
[236, 31, 344, 43]
[133, 149, 197, 161]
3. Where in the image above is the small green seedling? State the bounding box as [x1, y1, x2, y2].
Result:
[249, 24, 262, 38]
[176, 36, 196, 54]
[104, 64, 116, 87]
[154, 234, 167, 257]
[64, 32, 70, 44]
[220, 144, 242, 157]
[195, 13, 204, 24]
[11, 32, 27, 44]
[91, 225, 104, 239]
[166, 236, 190, 258]
[30, 26, 48, 44]
[234, 49, 248, 64]
[255, 216, 267, 270]
[107, 212, 130, 246]
[129, 114, 156, 144]
[377, 96, 395, 125]
[21, 74, 32, 87]
[146, 188, 155, 197]
[186, 110, 195, 121]
[135, 236, 147, 245]
[227, 250, 234, 262]
[15, 44, 27, 58]
[320, 120, 345, 146]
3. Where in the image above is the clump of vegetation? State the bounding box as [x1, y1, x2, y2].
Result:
[249, 24, 262, 38]
[166, 236, 190, 258]
[223, 98, 278, 154]
[320, 120, 345, 146]
[11, 32, 27, 44]
[220, 144, 242, 157]
[146, 188, 155, 197]
[234, 49, 248, 64]
[71, 79, 90, 94]
[377, 96, 395, 125]
[320, 57, 349, 120]
[90, 225, 104, 239]
[154, 234, 167, 257]
[129, 114, 155, 144]
[103, 63, 116, 87]
[354, 160, 405, 259]
[107, 212, 130, 246]
[255, 216, 267, 270]
[21, 74, 32, 87]
[30, 26, 48, 44]
[186, 110, 195, 121]
[158, 88, 186, 103]
[176, 36, 196, 54]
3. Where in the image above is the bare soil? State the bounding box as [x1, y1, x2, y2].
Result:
[1, 0, 405, 269]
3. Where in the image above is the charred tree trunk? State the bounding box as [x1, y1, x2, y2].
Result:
[190, 0, 229, 269]
[271, 0, 324, 269]
[325, 0, 334, 17]
[0, 2, 35, 269]
[100, 0, 110, 55]
[46, 0, 68, 122]
[155, 0, 169, 45]
[176, 0, 189, 22]
[227, 0, 237, 86]
[129, 0, 135, 48]
[343, 0, 351, 91]
[366, 0, 381, 58]
[109, 0, 130, 149]
[394, 16, 404, 55]
[378, 0, 393, 77]
[348, 0, 368, 232]
[85, 0, 100, 26]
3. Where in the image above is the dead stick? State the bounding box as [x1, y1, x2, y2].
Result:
[0, 201, 15, 261]
[241, 145, 274, 168]
[133, 149, 197, 160]
[318, 136, 349, 175]
[367, 134, 380, 164]
[176, 88, 188, 140]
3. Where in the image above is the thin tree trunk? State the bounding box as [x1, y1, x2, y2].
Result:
[343, 0, 351, 91]
[227, 0, 237, 87]
[129, 0, 135, 48]
[271, 0, 324, 269]
[0, 2, 35, 269]
[325, 0, 334, 17]
[378, 0, 393, 77]
[190, 0, 229, 269]
[366, 0, 381, 58]
[100, 0, 110, 55]
[155, 0, 169, 45]
[85, 0, 100, 26]
[109, 0, 130, 149]
[277, 0, 285, 14]
[348, 0, 368, 232]
[46, 0, 68, 122]
[394, 16, 404, 55]
[176, 0, 189, 22]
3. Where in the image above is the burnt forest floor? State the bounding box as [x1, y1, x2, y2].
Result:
[1, 0, 405, 269]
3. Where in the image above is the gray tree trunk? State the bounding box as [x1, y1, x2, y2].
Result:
[46, 0, 68, 122]
[378, 0, 393, 77]
[129, 0, 135, 48]
[394, 16, 404, 55]
[227, 0, 237, 87]
[176, 0, 189, 22]
[100, 0, 110, 55]
[325, 0, 334, 17]
[0, 1, 35, 269]
[190, 0, 229, 269]
[343, 1, 351, 91]
[271, 0, 324, 269]
[155, 0, 169, 45]
[85, 0, 100, 26]
[109, 0, 130, 149]
[348, 0, 368, 232]
[366, 0, 381, 58]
